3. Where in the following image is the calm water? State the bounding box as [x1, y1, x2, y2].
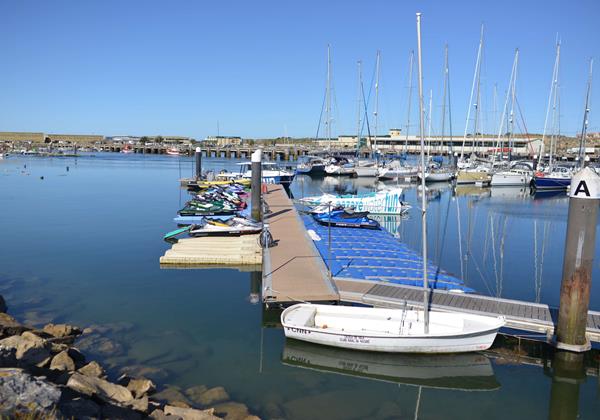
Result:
[1, 153, 599, 419]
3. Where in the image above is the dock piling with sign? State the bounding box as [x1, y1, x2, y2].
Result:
[194, 147, 202, 179]
[555, 167, 600, 352]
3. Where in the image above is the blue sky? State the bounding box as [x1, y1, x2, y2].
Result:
[0, 0, 598, 139]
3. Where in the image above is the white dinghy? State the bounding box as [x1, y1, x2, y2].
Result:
[281, 304, 504, 353]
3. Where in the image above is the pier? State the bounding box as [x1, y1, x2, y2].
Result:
[262, 184, 339, 303]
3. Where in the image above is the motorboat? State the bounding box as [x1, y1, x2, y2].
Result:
[189, 217, 262, 237]
[455, 169, 492, 186]
[296, 156, 327, 176]
[217, 162, 295, 185]
[166, 147, 181, 156]
[378, 160, 419, 180]
[281, 304, 504, 353]
[353, 160, 379, 177]
[324, 156, 356, 176]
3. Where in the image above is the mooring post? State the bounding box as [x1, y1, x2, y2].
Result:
[555, 167, 600, 352]
[194, 147, 202, 180]
[251, 149, 263, 222]
[548, 351, 585, 420]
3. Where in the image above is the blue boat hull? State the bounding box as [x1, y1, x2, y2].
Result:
[296, 165, 326, 176]
[533, 176, 571, 190]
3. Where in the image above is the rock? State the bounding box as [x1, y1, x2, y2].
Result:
[102, 403, 143, 420]
[0, 331, 50, 367]
[49, 342, 69, 353]
[243, 416, 261, 420]
[42, 323, 82, 338]
[67, 372, 134, 404]
[67, 347, 86, 366]
[0, 295, 6, 312]
[78, 361, 106, 378]
[150, 408, 183, 420]
[77, 333, 124, 357]
[127, 377, 156, 398]
[152, 386, 191, 406]
[0, 346, 16, 367]
[171, 400, 192, 408]
[195, 386, 230, 407]
[120, 364, 169, 382]
[127, 395, 149, 413]
[213, 401, 249, 420]
[0, 367, 61, 413]
[185, 385, 208, 404]
[59, 397, 101, 419]
[0, 312, 29, 338]
[164, 405, 219, 420]
[49, 350, 75, 371]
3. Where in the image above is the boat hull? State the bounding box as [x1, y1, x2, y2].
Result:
[532, 176, 571, 190]
[296, 164, 326, 176]
[456, 171, 491, 185]
[354, 166, 379, 177]
[281, 305, 504, 354]
[491, 172, 532, 186]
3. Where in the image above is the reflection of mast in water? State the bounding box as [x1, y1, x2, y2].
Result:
[533, 220, 550, 303]
[489, 214, 508, 298]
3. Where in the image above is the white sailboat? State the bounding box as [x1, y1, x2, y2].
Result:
[282, 13, 504, 354]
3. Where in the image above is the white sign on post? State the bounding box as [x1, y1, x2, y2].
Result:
[569, 167, 600, 200]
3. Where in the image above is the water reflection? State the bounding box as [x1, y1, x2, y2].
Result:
[282, 339, 500, 391]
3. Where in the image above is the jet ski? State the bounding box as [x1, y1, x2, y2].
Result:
[313, 209, 381, 229]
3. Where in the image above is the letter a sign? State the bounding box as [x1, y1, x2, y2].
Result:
[570, 167, 600, 200]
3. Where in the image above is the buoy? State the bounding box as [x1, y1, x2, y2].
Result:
[40, 176, 44, 180]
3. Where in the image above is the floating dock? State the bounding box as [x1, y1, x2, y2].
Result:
[262, 184, 339, 303]
[159, 234, 262, 265]
[335, 279, 600, 343]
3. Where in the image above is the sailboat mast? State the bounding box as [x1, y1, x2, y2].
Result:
[440, 45, 448, 157]
[539, 42, 560, 169]
[326, 44, 332, 150]
[374, 50, 380, 153]
[507, 49, 519, 161]
[472, 32, 483, 156]
[492, 49, 518, 165]
[578, 58, 593, 168]
[460, 25, 484, 160]
[356, 61, 363, 155]
[416, 12, 429, 334]
[405, 51, 415, 152]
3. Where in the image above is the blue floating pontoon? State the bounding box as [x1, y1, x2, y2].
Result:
[302, 215, 474, 293]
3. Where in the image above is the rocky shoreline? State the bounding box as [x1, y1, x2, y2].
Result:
[0, 295, 260, 420]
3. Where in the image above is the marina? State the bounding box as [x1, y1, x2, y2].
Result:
[1, 2, 600, 418]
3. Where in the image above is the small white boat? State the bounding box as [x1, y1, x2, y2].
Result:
[353, 160, 379, 177]
[281, 304, 504, 353]
[377, 161, 419, 180]
[217, 162, 295, 185]
[298, 187, 408, 215]
[325, 163, 356, 176]
[456, 169, 491, 185]
[490, 168, 532, 186]
[166, 148, 181, 156]
[421, 170, 453, 182]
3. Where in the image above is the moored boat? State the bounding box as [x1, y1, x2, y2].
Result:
[491, 169, 532, 186]
[313, 208, 380, 229]
[281, 304, 504, 353]
[296, 156, 326, 176]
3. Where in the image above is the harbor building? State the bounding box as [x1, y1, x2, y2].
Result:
[205, 135, 243, 147]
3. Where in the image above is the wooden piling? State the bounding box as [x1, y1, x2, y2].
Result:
[555, 167, 600, 352]
[251, 149, 262, 222]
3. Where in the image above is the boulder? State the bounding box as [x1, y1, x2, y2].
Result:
[0, 367, 61, 413]
[120, 364, 169, 382]
[67, 372, 133, 404]
[102, 403, 143, 420]
[127, 378, 156, 398]
[67, 347, 86, 367]
[213, 401, 249, 420]
[0, 313, 29, 338]
[50, 350, 75, 372]
[0, 331, 50, 367]
[78, 361, 106, 378]
[184, 385, 208, 404]
[77, 333, 124, 357]
[243, 416, 261, 420]
[127, 395, 149, 413]
[152, 386, 191, 406]
[42, 323, 82, 338]
[149, 408, 183, 419]
[195, 386, 230, 407]
[164, 405, 219, 420]
[58, 397, 101, 419]
[0, 346, 16, 367]
[0, 295, 6, 313]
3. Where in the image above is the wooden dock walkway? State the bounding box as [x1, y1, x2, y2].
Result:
[335, 278, 600, 343]
[160, 235, 262, 265]
[262, 184, 339, 304]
